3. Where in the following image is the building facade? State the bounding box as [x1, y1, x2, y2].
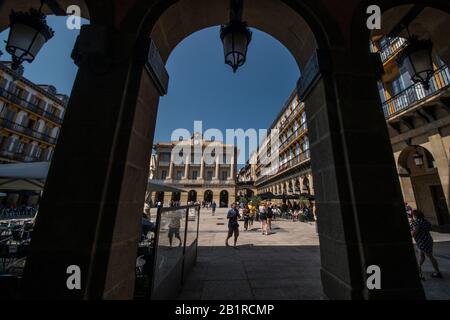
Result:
[0, 61, 68, 164]
[151, 133, 237, 207]
[236, 151, 257, 199]
[253, 90, 313, 198]
[372, 36, 450, 228]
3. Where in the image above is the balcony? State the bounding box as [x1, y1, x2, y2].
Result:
[278, 104, 301, 130]
[377, 37, 407, 63]
[279, 125, 307, 151]
[255, 149, 310, 186]
[0, 87, 64, 125]
[382, 65, 450, 119]
[151, 179, 235, 186]
[0, 150, 41, 162]
[0, 117, 57, 145]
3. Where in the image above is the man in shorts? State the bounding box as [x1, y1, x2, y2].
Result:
[168, 212, 182, 247]
[226, 203, 241, 248]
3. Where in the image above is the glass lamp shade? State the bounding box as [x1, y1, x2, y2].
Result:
[220, 21, 252, 72]
[413, 152, 424, 166]
[5, 9, 54, 70]
[397, 36, 434, 90]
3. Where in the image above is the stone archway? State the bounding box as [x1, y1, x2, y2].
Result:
[204, 190, 213, 203]
[398, 146, 450, 226]
[188, 190, 197, 203]
[19, 0, 427, 300]
[219, 190, 229, 208]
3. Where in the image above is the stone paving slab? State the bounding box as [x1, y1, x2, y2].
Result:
[178, 208, 450, 300]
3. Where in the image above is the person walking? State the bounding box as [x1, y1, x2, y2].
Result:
[212, 201, 217, 216]
[405, 202, 413, 221]
[168, 212, 183, 248]
[248, 201, 256, 230]
[410, 209, 442, 279]
[243, 204, 250, 231]
[226, 203, 241, 248]
[259, 201, 268, 235]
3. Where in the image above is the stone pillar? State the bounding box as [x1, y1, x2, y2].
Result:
[292, 178, 297, 193]
[183, 153, 190, 180]
[428, 132, 450, 207]
[228, 153, 235, 180]
[199, 155, 205, 180]
[301, 48, 424, 299]
[214, 156, 220, 180]
[20, 30, 160, 299]
[398, 175, 417, 208]
[308, 173, 314, 195]
[168, 152, 174, 180]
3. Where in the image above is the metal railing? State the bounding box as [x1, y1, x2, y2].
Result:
[382, 65, 450, 118]
[279, 125, 307, 151]
[152, 179, 234, 186]
[0, 150, 41, 162]
[0, 87, 64, 125]
[377, 37, 407, 63]
[255, 149, 310, 186]
[0, 117, 57, 145]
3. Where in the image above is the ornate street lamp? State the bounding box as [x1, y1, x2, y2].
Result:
[220, 0, 252, 72]
[413, 151, 424, 167]
[5, 1, 54, 70]
[397, 28, 434, 90]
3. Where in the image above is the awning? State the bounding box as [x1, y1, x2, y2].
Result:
[0, 162, 49, 191]
[147, 180, 186, 193]
[0, 163, 187, 193]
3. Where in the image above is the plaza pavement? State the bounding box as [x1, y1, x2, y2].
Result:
[178, 208, 450, 300]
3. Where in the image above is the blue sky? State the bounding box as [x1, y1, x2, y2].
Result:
[156, 27, 300, 163]
[0, 18, 300, 164]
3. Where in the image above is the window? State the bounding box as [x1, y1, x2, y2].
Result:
[159, 153, 171, 162]
[221, 171, 228, 181]
[377, 82, 387, 103]
[206, 171, 213, 181]
[0, 77, 8, 90]
[192, 170, 198, 180]
[176, 171, 183, 180]
[160, 170, 167, 180]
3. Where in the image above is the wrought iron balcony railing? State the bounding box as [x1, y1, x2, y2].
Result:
[378, 37, 407, 63]
[382, 65, 450, 118]
[279, 124, 307, 151]
[0, 87, 64, 125]
[255, 149, 310, 186]
[0, 150, 41, 162]
[151, 179, 234, 186]
[0, 117, 57, 145]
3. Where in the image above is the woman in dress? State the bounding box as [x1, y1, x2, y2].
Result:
[259, 201, 268, 235]
[410, 209, 442, 279]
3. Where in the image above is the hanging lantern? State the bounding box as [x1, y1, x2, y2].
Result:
[413, 151, 424, 167]
[5, 2, 54, 70]
[220, 0, 252, 72]
[397, 34, 434, 90]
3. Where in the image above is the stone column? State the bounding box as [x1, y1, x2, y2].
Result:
[302, 48, 424, 299]
[183, 153, 190, 180]
[292, 178, 297, 194]
[308, 173, 314, 195]
[228, 153, 235, 180]
[20, 30, 160, 299]
[168, 152, 174, 180]
[428, 132, 450, 207]
[199, 155, 205, 181]
[214, 155, 220, 180]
